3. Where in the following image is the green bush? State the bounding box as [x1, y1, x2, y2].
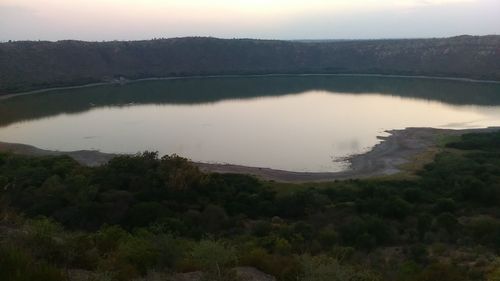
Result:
[433, 199, 457, 214]
[318, 226, 338, 248]
[435, 213, 458, 235]
[116, 233, 158, 275]
[415, 263, 465, 281]
[252, 221, 273, 237]
[95, 225, 128, 254]
[239, 247, 300, 281]
[22, 217, 66, 263]
[154, 233, 186, 269]
[300, 255, 380, 281]
[190, 239, 237, 271]
[0, 245, 65, 281]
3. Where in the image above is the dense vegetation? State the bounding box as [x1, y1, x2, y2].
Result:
[1, 35, 499, 93]
[1, 131, 500, 280]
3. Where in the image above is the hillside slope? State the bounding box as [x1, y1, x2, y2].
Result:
[0, 35, 499, 93]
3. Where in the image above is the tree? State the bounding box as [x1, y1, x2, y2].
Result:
[200, 204, 228, 233]
[190, 239, 237, 280]
[417, 214, 433, 239]
[436, 213, 458, 235]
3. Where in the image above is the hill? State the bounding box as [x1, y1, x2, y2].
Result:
[0, 35, 499, 93]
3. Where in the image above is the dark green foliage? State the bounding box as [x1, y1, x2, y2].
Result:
[409, 244, 428, 264]
[339, 216, 395, 250]
[433, 198, 456, 214]
[0, 152, 275, 232]
[0, 245, 64, 281]
[447, 131, 500, 151]
[252, 221, 273, 237]
[417, 214, 433, 239]
[435, 213, 458, 234]
[1, 130, 500, 280]
[116, 233, 158, 275]
[239, 248, 301, 281]
[317, 227, 338, 248]
[95, 225, 128, 253]
[415, 263, 465, 281]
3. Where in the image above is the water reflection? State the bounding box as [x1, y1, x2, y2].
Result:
[1, 75, 500, 127]
[0, 75, 499, 172]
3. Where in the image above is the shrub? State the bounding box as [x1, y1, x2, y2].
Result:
[415, 263, 465, 281]
[0, 245, 65, 281]
[116, 233, 158, 275]
[433, 199, 457, 214]
[190, 239, 237, 273]
[95, 224, 128, 254]
[409, 244, 429, 264]
[22, 217, 66, 263]
[487, 266, 500, 281]
[126, 201, 164, 227]
[435, 213, 458, 235]
[467, 216, 500, 246]
[318, 226, 338, 248]
[252, 221, 273, 237]
[154, 233, 185, 269]
[200, 205, 229, 233]
[239, 247, 300, 281]
[300, 254, 380, 281]
[417, 214, 433, 239]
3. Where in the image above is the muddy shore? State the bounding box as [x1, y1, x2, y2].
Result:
[0, 127, 498, 182]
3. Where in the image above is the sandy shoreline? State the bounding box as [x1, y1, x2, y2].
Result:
[1, 127, 498, 182]
[1, 73, 499, 101]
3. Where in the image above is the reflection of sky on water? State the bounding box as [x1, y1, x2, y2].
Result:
[1, 89, 500, 172]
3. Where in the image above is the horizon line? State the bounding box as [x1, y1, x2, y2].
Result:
[1, 34, 499, 44]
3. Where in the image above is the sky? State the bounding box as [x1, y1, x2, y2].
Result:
[0, 0, 499, 41]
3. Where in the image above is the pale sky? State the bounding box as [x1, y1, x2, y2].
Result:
[1, 0, 499, 41]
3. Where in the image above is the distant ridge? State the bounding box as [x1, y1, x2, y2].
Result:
[0, 35, 499, 94]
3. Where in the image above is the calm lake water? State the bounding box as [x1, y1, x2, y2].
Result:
[1, 75, 499, 172]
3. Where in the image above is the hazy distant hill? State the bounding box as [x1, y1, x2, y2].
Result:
[0, 35, 499, 93]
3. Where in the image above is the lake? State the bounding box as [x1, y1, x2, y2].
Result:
[0, 75, 499, 172]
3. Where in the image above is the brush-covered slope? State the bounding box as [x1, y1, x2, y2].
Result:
[0, 35, 499, 93]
